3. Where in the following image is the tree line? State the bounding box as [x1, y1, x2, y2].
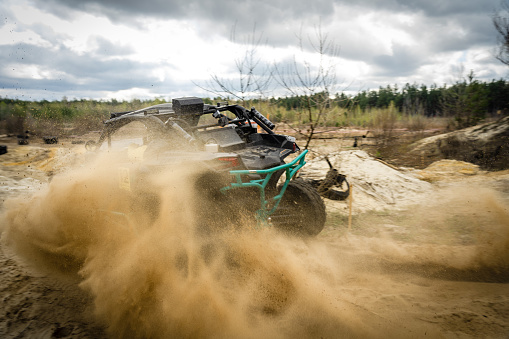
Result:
[0, 76, 508, 136]
[0, 97, 168, 135]
[268, 77, 509, 127]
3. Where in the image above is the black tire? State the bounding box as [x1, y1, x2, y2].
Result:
[271, 179, 326, 237]
[192, 169, 258, 234]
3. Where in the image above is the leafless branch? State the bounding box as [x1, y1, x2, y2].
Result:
[273, 23, 342, 149]
[493, 0, 509, 65]
[196, 23, 272, 105]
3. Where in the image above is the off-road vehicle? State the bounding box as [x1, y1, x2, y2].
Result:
[87, 97, 348, 236]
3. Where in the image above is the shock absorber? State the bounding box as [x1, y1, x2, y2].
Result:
[250, 107, 275, 133]
[166, 121, 196, 144]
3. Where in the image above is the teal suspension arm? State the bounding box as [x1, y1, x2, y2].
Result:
[220, 150, 308, 224]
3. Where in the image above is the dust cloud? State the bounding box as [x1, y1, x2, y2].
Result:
[343, 185, 509, 283]
[1, 150, 508, 338]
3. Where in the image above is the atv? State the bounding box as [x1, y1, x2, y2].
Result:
[86, 97, 348, 237]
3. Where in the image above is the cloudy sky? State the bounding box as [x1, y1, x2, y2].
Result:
[1, 0, 507, 101]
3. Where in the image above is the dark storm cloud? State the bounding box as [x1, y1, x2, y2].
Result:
[31, 0, 321, 41]
[410, 13, 497, 53]
[37, 0, 501, 37]
[372, 43, 425, 77]
[0, 42, 164, 95]
[317, 0, 501, 79]
[336, 0, 499, 18]
[34, 0, 502, 61]
[392, 0, 498, 17]
[344, 10, 498, 74]
[39, 0, 499, 21]
[7, 0, 505, 99]
[40, 0, 334, 22]
[37, 0, 335, 37]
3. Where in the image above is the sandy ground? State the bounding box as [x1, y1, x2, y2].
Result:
[0, 137, 508, 338]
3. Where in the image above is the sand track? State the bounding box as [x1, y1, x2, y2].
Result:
[0, 141, 508, 338]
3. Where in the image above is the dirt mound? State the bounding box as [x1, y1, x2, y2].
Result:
[408, 116, 509, 171]
[301, 150, 432, 212]
[416, 159, 483, 182]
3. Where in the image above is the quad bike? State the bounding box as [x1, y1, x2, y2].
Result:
[86, 97, 349, 237]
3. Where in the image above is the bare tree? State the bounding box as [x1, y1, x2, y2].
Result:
[274, 24, 342, 149]
[493, 0, 509, 66]
[196, 24, 272, 106]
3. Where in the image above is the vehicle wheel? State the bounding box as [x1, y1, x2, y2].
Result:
[271, 179, 326, 237]
[192, 169, 251, 234]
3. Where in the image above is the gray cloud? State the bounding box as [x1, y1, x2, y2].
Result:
[36, 0, 501, 41]
[3, 0, 505, 100]
[372, 43, 426, 77]
[393, 0, 499, 17]
[38, 0, 500, 21]
[33, 0, 503, 58]
[27, 22, 70, 45]
[39, 0, 334, 23]
[0, 2, 14, 27]
[91, 36, 134, 56]
[0, 42, 164, 95]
